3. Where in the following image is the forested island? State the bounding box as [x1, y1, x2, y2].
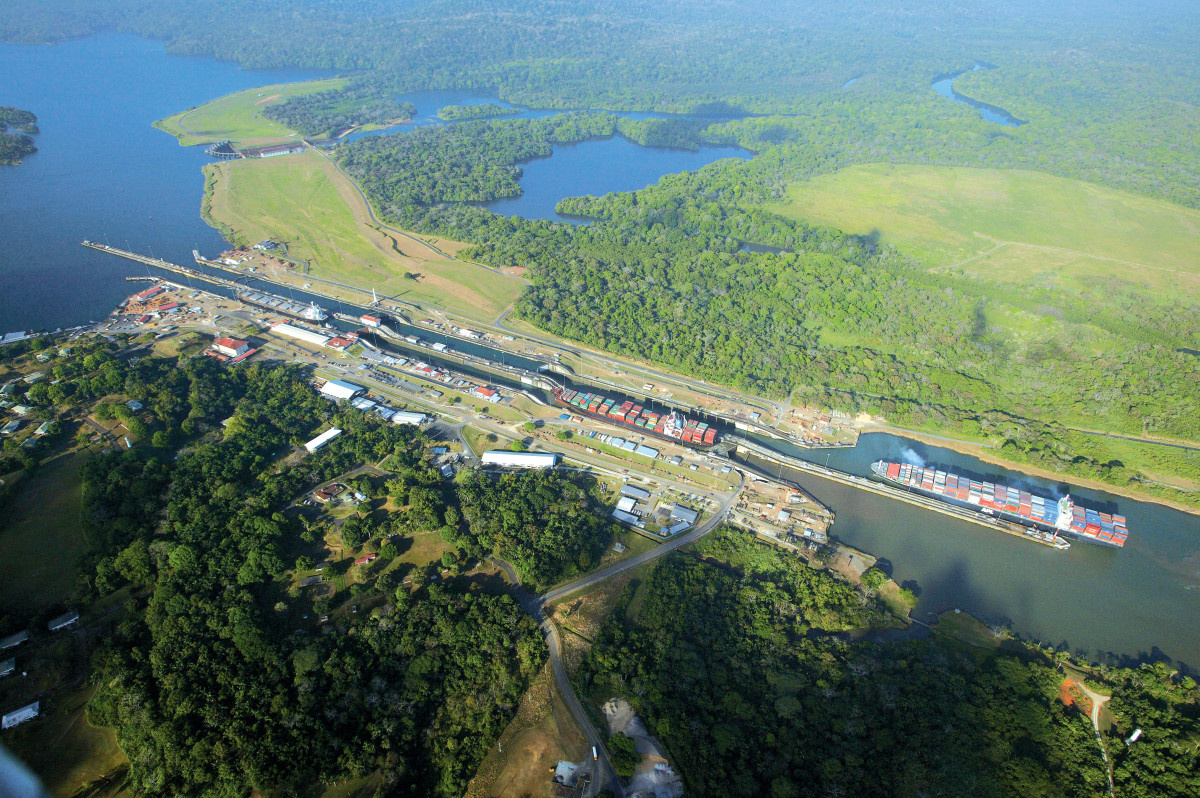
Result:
[0, 106, 38, 163]
[437, 103, 520, 122]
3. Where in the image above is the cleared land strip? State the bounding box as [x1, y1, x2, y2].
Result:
[938, 240, 1187, 275]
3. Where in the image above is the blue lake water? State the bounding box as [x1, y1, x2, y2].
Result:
[0, 35, 330, 332]
[933, 64, 1027, 127]
[482, 138, 747, 223]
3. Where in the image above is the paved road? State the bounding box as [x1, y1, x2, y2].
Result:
[493, 471, 744, 797]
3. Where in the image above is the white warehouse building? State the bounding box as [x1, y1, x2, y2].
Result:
[391, 411, 428, 426]
[304, 427, 342, 453]
[271, 322, 330, 348]
[320, 380, 364, 401]
[481, 450, 559, 469]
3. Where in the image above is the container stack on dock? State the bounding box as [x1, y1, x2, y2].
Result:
[871, 460, 1128, 548]
[554, 387, 718, 448]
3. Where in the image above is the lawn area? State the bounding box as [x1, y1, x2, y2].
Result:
[4, 684, 130, 798]
[154, 78, 347, 148]
[0, 447, 91, 611]
[770, 163, 1200, 298]
[203, 150, 524, 321]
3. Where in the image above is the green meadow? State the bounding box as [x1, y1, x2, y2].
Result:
[772, 163, 1200, 298]
[154, 78, 347, 148]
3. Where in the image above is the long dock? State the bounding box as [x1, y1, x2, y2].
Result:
[84, 241, 239, 289]
[731, 441, 1068, 549]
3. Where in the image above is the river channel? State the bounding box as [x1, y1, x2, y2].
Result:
[2, 35, 1198, 668]
[932, 64, 1027, 127]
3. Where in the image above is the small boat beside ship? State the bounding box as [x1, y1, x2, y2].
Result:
[552, 386, 718, 448]
[871, 460, 1129, 548]
[236, 289, 327, 322]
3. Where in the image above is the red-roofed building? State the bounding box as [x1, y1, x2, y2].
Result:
[360, 314, 382, 327]
[136, 314, 152, 325]
[213, 337, 250, 358]
[325, 337, 353, 351]
[354, 554, 377, 565]
[156, 302, 181, 313]
[136, 286, 164, 300]
[473, 386, 502, 403]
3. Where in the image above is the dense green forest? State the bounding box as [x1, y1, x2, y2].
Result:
[580, 527, 1199, 797]
[437, 103, 520, 122]
[262, 86, 415, 138]
[334, 118, 1200, 504]
[5, 0, 1200, 496]
[39, 358, 547, 795]
[338, 114, 618, 204]
[454, 468, 616, 591]
[0, 106, 37, 164]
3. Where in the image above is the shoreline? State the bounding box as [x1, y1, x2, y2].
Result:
[866, 424, 1200, 518]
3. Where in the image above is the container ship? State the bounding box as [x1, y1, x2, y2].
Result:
[552, 387, 718, 448]
[236, 289, 327, 322]
[871, 460, 1128, 548]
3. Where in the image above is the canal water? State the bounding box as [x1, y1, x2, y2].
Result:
[932, 64, 1027, 127]
[747, 432, 1200, 667]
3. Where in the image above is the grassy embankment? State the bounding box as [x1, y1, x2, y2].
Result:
[203, 149, 524, 323]
[153, 78, 347, 148]
[771, 164, 1200, 499]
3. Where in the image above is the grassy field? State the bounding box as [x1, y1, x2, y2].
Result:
[203, 149, 524, 321]
[0, 447, 90, 611]
[154, 78, 347, 148]
[771, 163, 1200, 297]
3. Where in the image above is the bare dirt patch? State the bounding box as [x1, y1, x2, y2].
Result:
[253, 93, 282, 106]
[602, 697, 684, 798]
[465, 662, 588, 798]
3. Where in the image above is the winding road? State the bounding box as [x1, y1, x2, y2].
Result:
[495, 471, 745, 797]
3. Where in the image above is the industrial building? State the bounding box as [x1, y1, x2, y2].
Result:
[2, 701, 39, 729]
[47, 611, 79, 631]
[473, 386, 502, 403]
[304, 427, 342, 453]
[271, 322, 331, 348]
[481, 450, 559, 469]
[212, 337, 250, 358]
[620, 484, 651, 500]
[633, 444, 659, 459]
[360, 314, 382, 327]
[669, 504, 699, 525]
[616, 496, 638, 514]
[612, 509, 640, 525]
[0, 631, 29, 650]
[391, 411, 428, 426]
[319, 380, 364, 401]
